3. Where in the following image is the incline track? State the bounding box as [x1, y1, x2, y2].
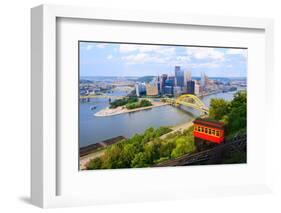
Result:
[154, 134, 246, 167]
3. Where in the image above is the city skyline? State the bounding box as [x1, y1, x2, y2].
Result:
[80, 42, 247, 78]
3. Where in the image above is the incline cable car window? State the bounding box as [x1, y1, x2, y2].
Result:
[208, 129, 212, 134]
[205, 128, 208, 133]
[216, 131, 220, 136]
[212, 130, 215, 135]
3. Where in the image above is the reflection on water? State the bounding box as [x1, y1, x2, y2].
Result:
[79, 91, 237, 147]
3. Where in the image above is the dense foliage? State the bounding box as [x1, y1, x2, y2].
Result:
[87, 126, 196, 170]
[109, 97, 152, 110]
[126, 99, 152, 109]
[209, 91, 247, 134]
[109, 96, 138, 109]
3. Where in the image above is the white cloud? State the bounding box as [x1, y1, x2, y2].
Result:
[121, 51, 190, 66]
[226, 49, 247, 58]
[119, 44, 138, 53]
[86, 45, 93, 50]
[122, 53, 165, 65]
[186, 47, 224, 61]
[96, 44, 107, 48]
[107, 55, 113, 60]
[190, 62, 221, 69]
[119, 44, 175, 55]
[175, 56, 190, 62]
[119, 44, 190, 66]
[85, 43, 107, 50]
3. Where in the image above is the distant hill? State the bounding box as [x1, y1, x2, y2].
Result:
[80, 79, 93, 84]
[137, 76, 155, 83]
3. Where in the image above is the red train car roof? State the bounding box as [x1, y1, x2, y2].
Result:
[193, 118, 225, 129]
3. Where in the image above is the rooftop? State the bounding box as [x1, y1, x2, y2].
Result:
[193, 117, 225, 129]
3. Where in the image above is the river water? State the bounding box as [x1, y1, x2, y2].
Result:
[79, 91, 237, 147]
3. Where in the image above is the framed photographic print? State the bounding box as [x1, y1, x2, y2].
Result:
[78, 41, 247, 171]
[31, 4, 274, 208]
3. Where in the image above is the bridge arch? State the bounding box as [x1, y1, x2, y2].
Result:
[175, 94, 209, 115]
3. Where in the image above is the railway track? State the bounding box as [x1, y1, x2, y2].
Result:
[154, 134, 246, 167]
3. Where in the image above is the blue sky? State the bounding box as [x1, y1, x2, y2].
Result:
[79, 42, 247, 78]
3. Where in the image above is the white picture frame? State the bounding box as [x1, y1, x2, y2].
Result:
[31, 4, 274, 208]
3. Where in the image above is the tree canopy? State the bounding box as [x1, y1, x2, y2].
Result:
[209, 91, 247, 134]
[86, 126, 196, 170]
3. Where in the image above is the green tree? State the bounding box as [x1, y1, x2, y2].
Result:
[209, 98, 230, 121]
[230, 91, 247, 109]
[171, 136, 195, 158]
[87, 157, 102, 170]
[101, 144, 122, 169]
[110, 97, 138, 109]
[227, 91, 247, 133]
[141, 127, 155, 144]
[139, 99, 152, 107]
[208, 91, 247, 135]
[119, 143, 137, 167]
[228, 105, 246, 133]
[154, 126, 172, 137]
[131, 152, 149, 168]
[159, 140, 176, 158]
[125, 99, 152, 109]
[144, 139, 161, 163]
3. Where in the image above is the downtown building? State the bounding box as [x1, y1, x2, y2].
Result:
[194, 80, 201, 96]
[145, 80, 159, 96]
[175, 66, 184, 87]
[160, 74, 168, 93]
[135, 82, 146, 97]
[184, 70, 192, 87]
[186, 80, 195, 94]
[163, 76, 175, 96]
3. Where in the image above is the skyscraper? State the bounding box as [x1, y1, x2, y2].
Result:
[163, 86, 173, 96]
[165, 79, 173, 87]
[175, 66, 184, 87]
[184, 70, 192, 87]
[200, 72, 205, 87]
[163, 77, 175, 96]
[135, 83, 146, 97]
[186, 80, 195, 94]
[160, 74, 168, 93]
[194, 81, 201, 96]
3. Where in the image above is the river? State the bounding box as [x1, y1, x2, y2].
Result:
[79, 91, 238, 147]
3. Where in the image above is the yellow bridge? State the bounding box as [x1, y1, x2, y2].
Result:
[164, 94, 209, 115]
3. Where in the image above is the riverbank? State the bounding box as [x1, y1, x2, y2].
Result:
[94, 101, 169, 117]
[80, 136, 126, 170]
[159, 119, 194, 140]
[80, 136, 126, 157]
